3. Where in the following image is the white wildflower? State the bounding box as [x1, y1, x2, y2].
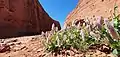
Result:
[80, 29, 85, 41]
[90, 32, 97, 39]
[63, 35, 67, 41]
[55, 27, 58, 32]
[56, 36, 60, 47]
[41, 31, 44, 35]
[51, 23, 55, 30]
[96, 16, 103, 29]
[72, 19, 77, 26]
[77, 22, 81, 29]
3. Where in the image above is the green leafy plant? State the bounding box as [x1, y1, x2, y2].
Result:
[110, 5, 120, 56]
[102, 4, 120, 56]
[113, 4, 120, 35]
[44, 4, 120, 57]
[45, 26, 99, 52]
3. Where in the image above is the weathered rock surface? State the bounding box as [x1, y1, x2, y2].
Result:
[0, 0, 61, 38]
[65, 0, 120, 27]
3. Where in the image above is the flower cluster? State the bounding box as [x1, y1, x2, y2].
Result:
[44, 5, 120, 56]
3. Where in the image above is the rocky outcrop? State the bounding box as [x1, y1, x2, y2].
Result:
[0, 0, 61, 38]
[65, 0, 120, 27]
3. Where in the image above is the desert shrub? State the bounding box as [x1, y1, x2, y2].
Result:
[109, 5, 120, 56]
[96, 5, 120, 56]
[45, 24, 101, 52]
[44, 4, 120, 57]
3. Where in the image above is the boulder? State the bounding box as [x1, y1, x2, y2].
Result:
[0, 0, 61, 38]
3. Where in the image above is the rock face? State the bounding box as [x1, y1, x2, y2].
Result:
[65, 0, 120, 27]
[0, 0, 61, 38]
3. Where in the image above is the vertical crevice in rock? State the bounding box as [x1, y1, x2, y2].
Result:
[9, 0, 15, 12]
[33, 0, 40, 33]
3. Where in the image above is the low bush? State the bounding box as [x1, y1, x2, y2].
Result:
[44, 5, 120, 56]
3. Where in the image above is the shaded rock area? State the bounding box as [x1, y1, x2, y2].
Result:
[0, 0, 61, 38]
[65, 0, 120, 27]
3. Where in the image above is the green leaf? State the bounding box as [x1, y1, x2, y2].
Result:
[112, 49, 118, 55]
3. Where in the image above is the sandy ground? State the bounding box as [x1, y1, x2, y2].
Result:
[0, 35, 115, 57]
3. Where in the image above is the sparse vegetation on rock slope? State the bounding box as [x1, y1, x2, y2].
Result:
[0, 4, 120, 57]
[45, 5, 120, 57]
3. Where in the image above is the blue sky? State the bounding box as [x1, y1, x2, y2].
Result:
[39, 0, 79, 27]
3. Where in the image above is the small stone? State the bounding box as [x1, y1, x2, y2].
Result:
[70, 50, 75, 56]
[85, 55, 91, 57]
[0, 43, 10, 53]
[5, 39, 18, 43]
[27, 49, 32, 52]
[15, 42, 22, 45]
[12, 45, 26, 51]
[13, 47, 20, 51]
[31, 38, 37, 41]
[59, 54, 63, 57]
[71, 48, 79, 54]
[8, 43, 15, 46]
[95, 50, 101, 55]
[75, 54, 79, 57]
[37, 48, 43, 53]
[92, 54, 97, 57]
[20, 45, 26, 50]
[101, 52, 106, 56]
[107, 54, 114, 57]
[0, 39, 5, 43]
[66, 50, 71, 53]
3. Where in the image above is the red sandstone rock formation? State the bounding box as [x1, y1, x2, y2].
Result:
[0, 0, 61, 38]
[65, 0, 120, 27]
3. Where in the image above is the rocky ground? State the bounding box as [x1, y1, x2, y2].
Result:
[0, 35, 115, 57]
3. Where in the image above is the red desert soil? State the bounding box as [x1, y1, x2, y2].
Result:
[0, 35, 115, 57]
